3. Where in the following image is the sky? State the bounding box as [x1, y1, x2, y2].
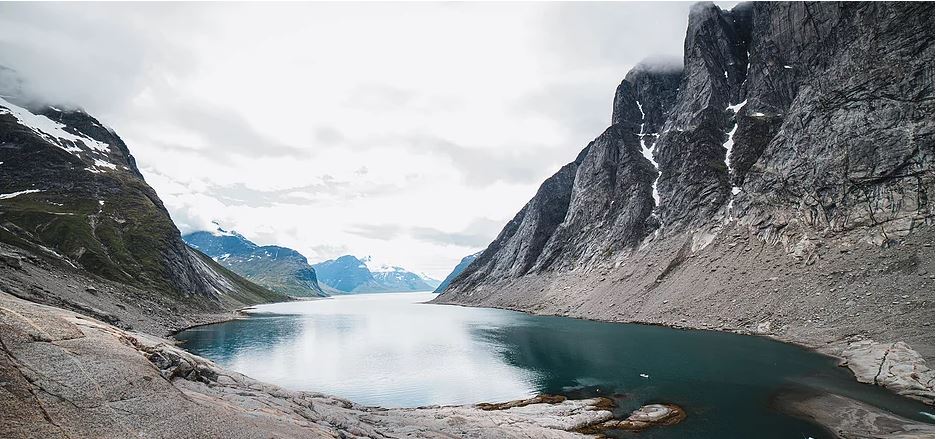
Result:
[0, 2, 704, 278]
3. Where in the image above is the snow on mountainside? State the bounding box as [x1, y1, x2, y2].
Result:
[313, 255, 436, 293]
[0, 93, 286, 325]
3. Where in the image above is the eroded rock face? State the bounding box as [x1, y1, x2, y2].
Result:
[655, 2, 752, 228]
[536, 123, 657, 270]
[735, 2, 935, 249]
[451, 148, 587, 291]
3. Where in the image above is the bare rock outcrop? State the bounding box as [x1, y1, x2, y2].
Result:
[842, 340, 936, 405]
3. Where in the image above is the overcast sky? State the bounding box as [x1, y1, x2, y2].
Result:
[0, 2, 707, 278]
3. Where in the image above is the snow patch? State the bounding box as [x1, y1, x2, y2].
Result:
[640, 136, 662, 206]
[636, 99, 662, 207]
[361, 255, 405, 273]
[726, 99, 747, 113]
[0, 97, 111, 156]
[0, 189, 42, 200]
[93, 159, 117, 171]
[723, 123, 738, 171]
[722, 116, 743, 219]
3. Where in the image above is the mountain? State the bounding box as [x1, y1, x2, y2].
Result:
[0, 95, 286, 333]
[435, 1, 934, 400]
[434, 252, 481, 293]
[312, 255, 435, 293]
[183, 227, 327, 298]
[418, 273, 442, 290]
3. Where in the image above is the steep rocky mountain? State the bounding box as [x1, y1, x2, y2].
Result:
[434, 251, 481, 293]
[0, 95, 286, 333]
[183, 228, 327, 298]
[436, 1, 935, 400]
[312, 255, 435, 293]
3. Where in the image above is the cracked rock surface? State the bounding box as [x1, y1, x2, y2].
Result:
[842, 341, 936, 405]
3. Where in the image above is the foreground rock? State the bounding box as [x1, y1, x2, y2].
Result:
[0, 290, 681, 438]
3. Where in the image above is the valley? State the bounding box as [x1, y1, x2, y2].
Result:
[0, 2, 932, 438]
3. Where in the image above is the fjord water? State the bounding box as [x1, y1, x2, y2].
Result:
[177, 292, 932, 438]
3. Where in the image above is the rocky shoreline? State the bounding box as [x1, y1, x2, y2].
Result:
[1, 250, 933, 438]
[0, 289, 691, 439]
[2, 287, 932, 439]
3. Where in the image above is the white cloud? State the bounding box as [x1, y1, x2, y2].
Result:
[0, 2, 697, 277]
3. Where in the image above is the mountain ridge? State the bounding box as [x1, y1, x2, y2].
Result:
[434, 251, 481, 293]
[0, 93, 286, 334]
[312, 254, 436, 293]
[183, 227, 328, 298]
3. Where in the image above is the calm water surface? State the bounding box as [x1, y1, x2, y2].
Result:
[177, 292, 933, 438]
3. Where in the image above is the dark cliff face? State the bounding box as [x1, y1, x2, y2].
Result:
[440, 1, 934, 296]
[0, 98, 284, 309]
[734, 2, 935, 249]
[451, 149, 586, 291]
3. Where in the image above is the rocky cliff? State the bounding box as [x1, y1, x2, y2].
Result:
[435, 251, 481, 293]
[436, 1, 935, 402]
[0, 96, 286, 333]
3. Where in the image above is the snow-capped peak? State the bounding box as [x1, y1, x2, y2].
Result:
[361, 256, 405, 273]
[0, 97, 112, 159]
[209, 221, 237, 237]
[418, 272, 440, 283]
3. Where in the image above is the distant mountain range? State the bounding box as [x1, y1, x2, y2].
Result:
[434, 252, 480, 293]
[183, 229, 438, 296]
[312, 255, 438, 294]
[183, 227, 327, 298]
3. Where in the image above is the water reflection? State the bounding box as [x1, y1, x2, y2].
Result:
[179, 293, 539, 407]
[177, 292, 933, 438]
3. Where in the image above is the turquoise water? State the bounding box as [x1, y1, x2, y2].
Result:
[176, 292, 933, 438]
